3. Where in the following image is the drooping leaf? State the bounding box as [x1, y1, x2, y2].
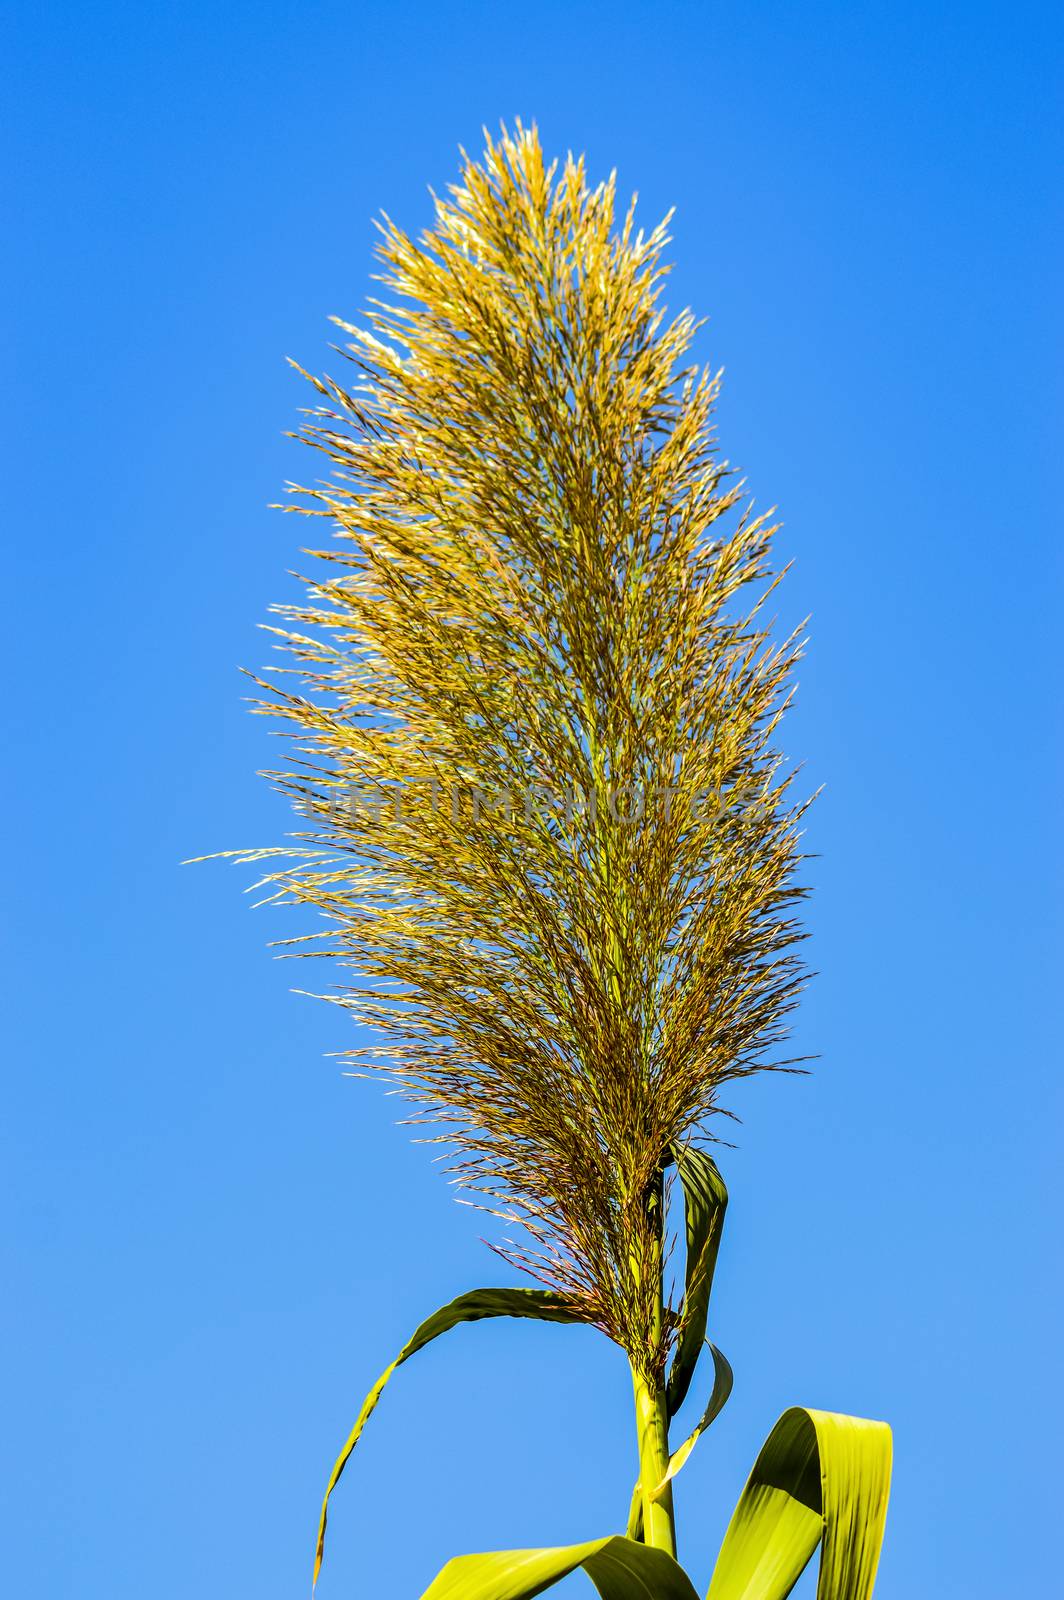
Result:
[667, 1146, 728, 1416]
[655, 1343, 734, 1497]
[419, 1534, 700, 1600]
[313, 1288, 585, 1588]
[705, 1408, 892, 1600]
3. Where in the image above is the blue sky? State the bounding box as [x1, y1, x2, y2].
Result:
[3, 2, 1061, 1596]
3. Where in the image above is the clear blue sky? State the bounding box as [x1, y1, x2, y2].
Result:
[3, 3, 1060, 1596]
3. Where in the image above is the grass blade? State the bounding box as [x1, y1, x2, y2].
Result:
[705, 1408, 892, 1600]
[667, 1147, 728, 1417]
[313, 1288, 585, 1588]
[420, 1534, 701, 1600]
[655, 1343, 734, 1497]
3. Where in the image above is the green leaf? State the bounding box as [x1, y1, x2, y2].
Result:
[705, 1407, 892, 1600]
[655, 1343, 734, 1497]
[419, 1534, 701, 1600]
[667, 1146, 728, 1417]
[313, 1288, 585, 1589]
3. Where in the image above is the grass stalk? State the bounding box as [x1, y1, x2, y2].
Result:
[631, 1365, 676, 1556]
[630, 1167, 676, 1555]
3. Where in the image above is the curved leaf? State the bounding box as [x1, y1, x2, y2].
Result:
[667, 1146, 728, 1417]
[313, 1288, 585, 1589]
[654, 1343, 734, 1498]
[705, 1407, 892, 1600]
[420, 1534, 700, 1600]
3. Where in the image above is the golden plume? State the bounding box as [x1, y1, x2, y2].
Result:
[232, 122, 809, 1377]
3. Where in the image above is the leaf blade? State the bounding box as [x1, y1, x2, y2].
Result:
[667, 1146, 728, 1417]
[313, 1287, 585, 1589]
[420, 1535, 701, 1600]
[654, 1343, 734, 1497]
[705, 1407, 892, 1600]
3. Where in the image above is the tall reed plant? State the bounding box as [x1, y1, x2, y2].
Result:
[220, 124, 891, 1600]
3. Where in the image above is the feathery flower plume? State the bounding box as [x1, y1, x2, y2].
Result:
[234, 122, 808, 1381]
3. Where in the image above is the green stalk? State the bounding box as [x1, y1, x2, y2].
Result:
[631, 1366, 676, 1555]
[631, 1168, 676, 1557]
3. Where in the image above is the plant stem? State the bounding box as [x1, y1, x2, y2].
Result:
[631, 1366, 676, 1556]
[630, 1166, 676, 1556]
